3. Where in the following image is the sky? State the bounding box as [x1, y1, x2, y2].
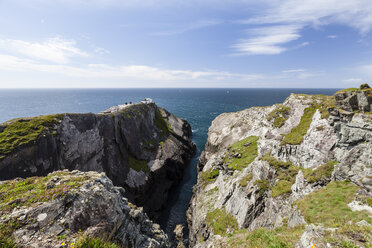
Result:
[1, 0, 372, 88]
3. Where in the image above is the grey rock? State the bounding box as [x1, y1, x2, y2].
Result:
[0, 103, 196, 220]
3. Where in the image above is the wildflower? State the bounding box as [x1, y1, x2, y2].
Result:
[61, 242, 65, 246]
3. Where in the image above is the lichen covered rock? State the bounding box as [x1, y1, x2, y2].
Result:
[0, 170, 170, 248]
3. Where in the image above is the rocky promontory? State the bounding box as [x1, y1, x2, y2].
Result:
[188, 85, 372, 247]
[0, 170, 169, 248]
[0, 102, 196, 220]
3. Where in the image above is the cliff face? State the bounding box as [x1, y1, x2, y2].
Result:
[188, 85, 372, 247]
[0, 170, 170, 248]
[0, 102, 196, 219]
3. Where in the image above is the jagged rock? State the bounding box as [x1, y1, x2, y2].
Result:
[295, 225, 324, 248]
[334, 87, 372, 112]
[360, 83, 370, 89]
[174, 224, 185, 248]
[188, 87, 372, 247]
[0, 103, 196, 220]
[0, 171, 170, 248]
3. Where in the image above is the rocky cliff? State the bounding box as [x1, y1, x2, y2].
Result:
[0, 170, 170, 248]
[0, 102, 196, 220]
[187, 85, 372, 247]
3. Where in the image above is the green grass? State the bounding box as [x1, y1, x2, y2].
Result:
[367, 198, 372, 207]
[336, 88, 360, 93]
[223, 136, 259, 170]
[254, 179, 270, 194]
[296, 181, 372, 226]
[239, 173, 253, 187]
[75, 237, 120, 248]
[128, 155, 149, 172]
[200, 168, 220, 187]
[0, 237, 17, 248]
[303, 161, 337, 183]
[206, 208, 238, 236]
[154, 109, 172, 136]
[227, 226, 305, 248]
[0, 171, 85, 213]
[281, 105, 317, 145]
[272, 180, 293, 198]
[267, 105, 291, 128]
[0, 114, 63, 157]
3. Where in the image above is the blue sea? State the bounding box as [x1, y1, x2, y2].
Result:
[0, 88, 339, 244]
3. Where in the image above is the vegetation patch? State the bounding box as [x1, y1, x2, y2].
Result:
[267, 105, 291, 128]
[254, 179, 270, 194]
[296, 181, 372, 226]
[322, 224, 372, 247]
[128, 155, 149, 172]
[75, 236, 120, 248]
[0, 219, 22, 248]
[223, 136, 259, 171]
[200, 168, 220, 187]
[227, 226, 305, 248]
[281, 105, 317, 145]
[155, 109, 172, 136]
[0, 114, 63, 158]
[272, 180, 293, 198]
[0, 172, 85, 213]
[239, 173, 253, 188]
[206, 208, 238, 236]
[303, 161, 337, 183]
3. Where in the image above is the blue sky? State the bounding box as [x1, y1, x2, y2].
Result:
[1, 0, 372, 88]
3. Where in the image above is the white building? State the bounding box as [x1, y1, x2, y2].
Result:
[141, 98, 153, 104]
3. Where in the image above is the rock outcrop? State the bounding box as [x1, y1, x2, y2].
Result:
[187, 85, 372, 247]
[0, 102, 196, 220]
[0, 170, 170, 248]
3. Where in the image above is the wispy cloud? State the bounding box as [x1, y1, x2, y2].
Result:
[150, 19, 221, 36]
[0, 53, 264, 83]
[328, 35, 337, 39]
[0, 37, 88, 64]
[234, 0, 372, 55]
[233, 25, 302, 55]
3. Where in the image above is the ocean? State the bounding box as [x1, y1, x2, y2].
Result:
[0, 88, 339, 244]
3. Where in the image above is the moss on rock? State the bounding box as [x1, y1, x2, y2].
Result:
[223, 136, 259, 171]
[0, 114, 63, 158]
[206, 208, 238, 236]
[128, 155, 149, 172]
[267, 105, 291, 128]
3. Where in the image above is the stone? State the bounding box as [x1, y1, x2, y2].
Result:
[0, 103, 196, 220]
[360, 83, 370, 89]
[37, 213, 47, 222]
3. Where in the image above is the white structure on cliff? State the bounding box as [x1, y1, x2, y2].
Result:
[141, 98, 153, 104]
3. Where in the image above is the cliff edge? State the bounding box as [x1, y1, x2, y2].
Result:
[188, 84, 372, 247]
[0, 102, 196, 220]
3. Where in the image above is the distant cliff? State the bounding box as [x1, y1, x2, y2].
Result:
[0, 102, 196, 219]
[187, 84, 372, 247]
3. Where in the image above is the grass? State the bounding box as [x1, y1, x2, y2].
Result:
[336, 88, 360, 93]
[296, 181, 372, 227]
[281, 105, 317, 145]
[206, 208, 238, 236]
[272, 180, 293, 198]
[267, 105, 291, 128]
[0, 219, 21, 248]
[75, 237, 120, 248]
[200, 168, 220, 187]
[322, 224, 372, 247]
[239, 173, 253, 187]
[0, 171, 85, 213]
[227, 226, 305, 248]
[154, 108, 172, 136]
[367, 198, 372, 207]
[303, 161, 337, 183]
[254, 179, 270, 194]
[223, 136, 259, 171]
[0, 114, 63, 157]
[127, 154, 149, 172]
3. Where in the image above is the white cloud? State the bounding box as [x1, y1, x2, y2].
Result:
[343, 78, 363, 83]
[282, 69, 306, 73]
[0, 53, 264, 83]
[235, 0, 372, 55]
[328, 35, 337, 39]
[233, 25, 302, 55]
[150, 19, 221, 36]
[0, 37, 88, 64]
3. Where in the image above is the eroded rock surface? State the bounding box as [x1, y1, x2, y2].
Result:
[0, 170, 170, 248]
[188, 86, 372, 247]
[0, 103, 196, 219]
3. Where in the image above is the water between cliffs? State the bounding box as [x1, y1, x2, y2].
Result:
[0, 88, 339, 246]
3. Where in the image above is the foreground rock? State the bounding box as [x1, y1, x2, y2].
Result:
[0, 102, 196, 219]
[0, 170, 169, 248]
[188, 84, 372, 247]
